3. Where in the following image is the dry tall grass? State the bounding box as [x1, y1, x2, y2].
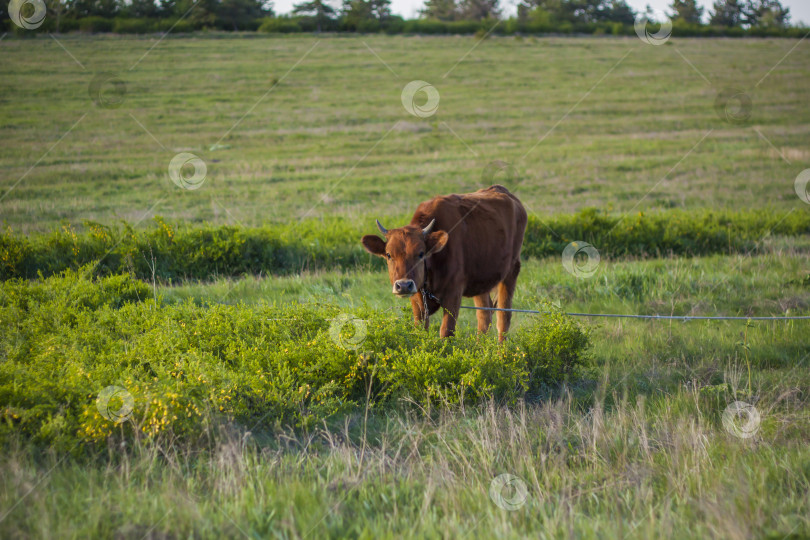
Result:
[3, 371, 807, 538]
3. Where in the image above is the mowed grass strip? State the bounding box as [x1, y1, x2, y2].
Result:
[1, 35, 809, 231]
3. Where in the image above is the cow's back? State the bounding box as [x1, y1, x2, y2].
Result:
[411, 185, 527, 297]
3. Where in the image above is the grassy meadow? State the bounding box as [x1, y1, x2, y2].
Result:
[2, 33, 810, 539]
[2, 242, 809, 538]
[1, 35, 810, 230]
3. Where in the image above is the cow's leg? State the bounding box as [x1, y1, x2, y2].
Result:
[473, 292, 493, 334]
[439, 293, 462, 338]
[411, 295, 429, 330]
[496, 260, 521, 343]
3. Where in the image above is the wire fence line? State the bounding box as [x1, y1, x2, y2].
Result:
[458, 305, 810, 321]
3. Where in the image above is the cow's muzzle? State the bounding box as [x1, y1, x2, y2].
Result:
[393, 279, 417, 297]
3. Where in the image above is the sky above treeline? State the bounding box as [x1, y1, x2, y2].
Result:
[270, 0, 810, 26]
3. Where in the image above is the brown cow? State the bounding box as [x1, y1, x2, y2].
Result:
[361, 184, 527, 342]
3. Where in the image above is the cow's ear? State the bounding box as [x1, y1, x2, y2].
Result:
[426, 231, 448, 255]
[362, 235, 387, 256]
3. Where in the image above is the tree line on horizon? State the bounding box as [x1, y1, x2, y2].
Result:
[2, 0, 801, 35]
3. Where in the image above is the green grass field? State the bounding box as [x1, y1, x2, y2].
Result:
[2, 33, 810, 539]
[2, 35, 810, 231]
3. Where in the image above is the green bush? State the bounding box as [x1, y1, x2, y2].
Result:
[0, 217, 374, 281]
[402, 19, 447, 34]
[112, 18, 155, 34]
[3, 209, 808, 282]
[671, 19, 703, 37]
[521, 207, 810, 259]
[55, 19, 81, 33]
[258, 17, 303, 33]
[2, 16, 805, 38]
[78, 17, 114, 33]
[154, 18, 194, 33]
[0, 269, 588, 449]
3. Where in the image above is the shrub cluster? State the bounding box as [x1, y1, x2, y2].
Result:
[0, 269, 588, 449]
[5, 16, 196, 35]
[0, 217, 369, 281]
[5, 15, 807, 38]
[521, 207, 810, 259]
[2, 209, 808, 282]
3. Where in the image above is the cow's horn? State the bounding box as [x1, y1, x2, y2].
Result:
[376, 219, 388, 235]
[422, 219, 436, 236]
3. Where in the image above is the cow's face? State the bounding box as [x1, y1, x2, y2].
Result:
[362, 219, 449, 298]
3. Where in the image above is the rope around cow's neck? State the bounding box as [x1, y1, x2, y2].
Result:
[420, 258, 443, 318]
